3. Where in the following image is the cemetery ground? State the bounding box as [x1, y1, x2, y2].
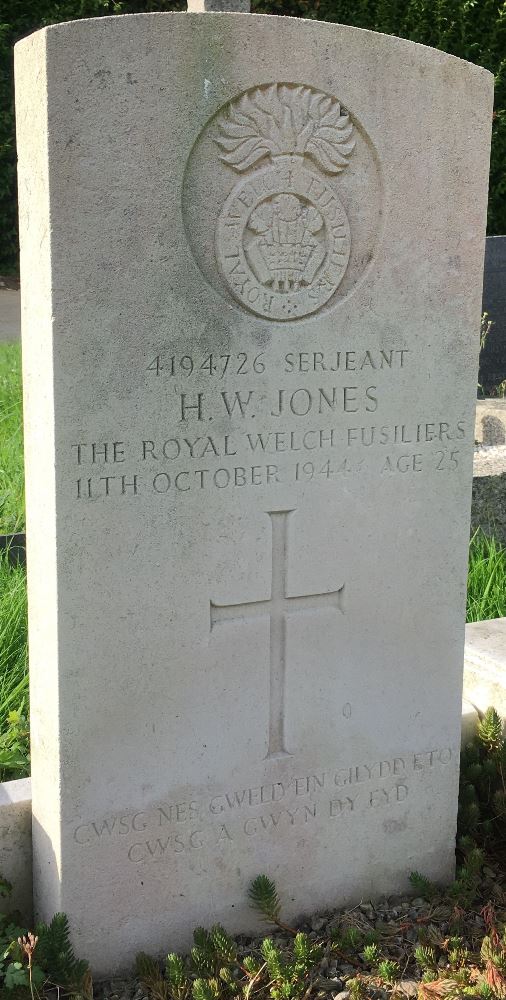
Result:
[1, 342, 506, 999]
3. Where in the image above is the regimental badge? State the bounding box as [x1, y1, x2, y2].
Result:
[214, 84, 355, 321]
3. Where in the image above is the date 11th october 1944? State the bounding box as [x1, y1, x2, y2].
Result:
[74, 450, 461, 501]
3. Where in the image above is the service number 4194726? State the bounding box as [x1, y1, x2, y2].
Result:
[146, 353, 266, 378]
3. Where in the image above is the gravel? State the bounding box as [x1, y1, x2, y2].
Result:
[94, 859, 506, 1000]
[473, 443, 506, 477]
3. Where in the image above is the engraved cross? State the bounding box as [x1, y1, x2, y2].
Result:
[210, 509, 345, 759]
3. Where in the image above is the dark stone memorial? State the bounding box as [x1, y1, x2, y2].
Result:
[479, 236, 506, 394]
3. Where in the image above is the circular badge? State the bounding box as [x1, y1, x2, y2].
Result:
[182, 83, 382, 322]
[216, 155, 351, 320]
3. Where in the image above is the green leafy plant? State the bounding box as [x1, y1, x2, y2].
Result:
[248, 875, 282, 926]
[0, 709, 29, 778]
[136, 953, 170, 1000]
[480, 313, 493, 353]
[360, 943, 399, 987]
[167, 952, 191, 1000]
[0, 879, 90, 996]
[0, 918, 36, 994]
[478, 312, 494, 397]
[445, 936, 469, 971]
[193, 978, 222, 1000]
[414, 945, 438, 973]
[448, 844, 486, 908]
[137, 879, 322, 1000]
[346, 975, 367, 1000]
[459, 706, 506, 846]
[260, 934, 322, 1000]
[480, 903, 506, 998]
[331, 925, 363, 951]
[478, 706, 504, 754]
[376, 959, 399, 985]
[32, 912, 90, 995]
[361, 943, 379, 964]
[408, 871, 438, 901]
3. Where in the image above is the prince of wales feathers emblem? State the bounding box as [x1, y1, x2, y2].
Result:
[215, 84, 355, 320]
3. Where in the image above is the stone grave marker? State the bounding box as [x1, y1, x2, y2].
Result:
[15, 10, 493, 975]
[479, 237, 506, 393]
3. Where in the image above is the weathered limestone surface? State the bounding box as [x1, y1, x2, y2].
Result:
[0, 780, 32, 923]
[0, 687, 481, 927]
[15, 13, 493, 975]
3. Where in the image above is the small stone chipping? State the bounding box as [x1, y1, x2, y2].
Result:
[95, 857, 506, 1000]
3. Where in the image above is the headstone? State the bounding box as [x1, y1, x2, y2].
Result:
[479, 237, 506, 393]
[464, 618, 506, 722]
[0, 779, 32, 923]
[15, 12, 493, 975]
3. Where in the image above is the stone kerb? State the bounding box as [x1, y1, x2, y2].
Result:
[464, 618, 506, 723]
[0, 780, 32, 923]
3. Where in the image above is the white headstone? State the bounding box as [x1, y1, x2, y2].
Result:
[464, 618, 506, 721]
[0, 779, 32, 923]
[15, 12, 493, 975]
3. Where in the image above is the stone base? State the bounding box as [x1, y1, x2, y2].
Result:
[0, 779, 32, 923]
[0, 622, 502, 938]
[464, 618, 506, 724]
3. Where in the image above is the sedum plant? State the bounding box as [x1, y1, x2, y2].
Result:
[137, 879, 322, 1000]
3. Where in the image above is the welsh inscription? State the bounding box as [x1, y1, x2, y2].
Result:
[72, 748, 454, 866]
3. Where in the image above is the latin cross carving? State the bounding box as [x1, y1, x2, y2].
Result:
[210, 509, 345, 758]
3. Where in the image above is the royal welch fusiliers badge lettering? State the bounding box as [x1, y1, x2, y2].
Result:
[182, 82, 381, 321]
[215, 84, 355, 321]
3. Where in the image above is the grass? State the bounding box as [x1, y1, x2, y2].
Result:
[0, 342, 24, 534]
[467, 529, 506, 622]
[0, 553, 29, 780]
[0, 343, 29, 779]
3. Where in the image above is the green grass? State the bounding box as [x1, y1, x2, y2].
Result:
[466, 529, 506, 623]
[0, 553, 29, 780]
[0, 343, 24, 534]
[0, 343, 29, 779]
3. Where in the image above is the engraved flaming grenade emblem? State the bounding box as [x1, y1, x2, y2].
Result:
[215, 83, 355, 320]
